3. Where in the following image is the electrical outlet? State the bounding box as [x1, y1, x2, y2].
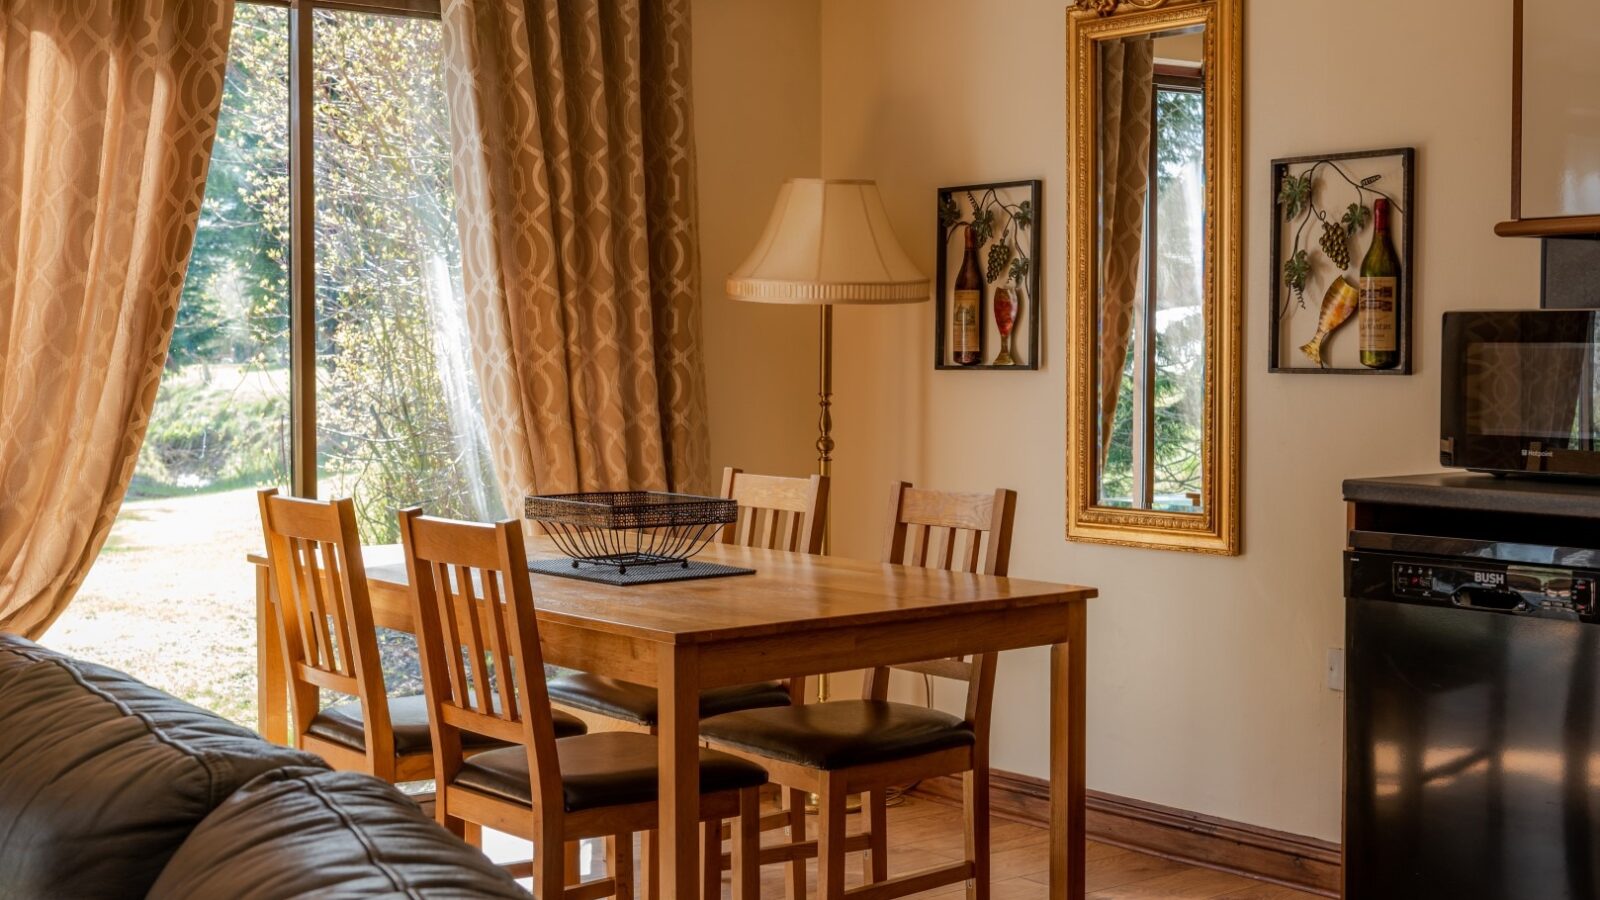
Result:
[1326, 648, 1345, 692]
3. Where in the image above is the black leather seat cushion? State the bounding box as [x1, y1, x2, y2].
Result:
[699, 700, 976, 770]
[454, 730, 768, 813]
[306, 693, 586, 756]
[0, 634, 325, 899]
[147, 766, 526, 900]
[547, 671, 792, 726]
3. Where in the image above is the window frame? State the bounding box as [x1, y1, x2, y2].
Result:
[242, 0, 445, 497]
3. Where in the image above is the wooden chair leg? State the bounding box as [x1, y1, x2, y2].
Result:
[610, 833, 634, 899]
[566, 840, 583, 886]
[817, 774, 848, 900]
[863, 788, 888, 884]
[534, 818, 567, 899]
[440, 812, 468, 839]
[463, 820, 484, 849]
[964, 765, 991, 900]
[642, 830, 660, 900]
[732, 788, 760, 900]
[785, 787, 808, 900]
[700, 818, 720, 900]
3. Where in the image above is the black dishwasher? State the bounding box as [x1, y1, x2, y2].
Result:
[1346, 532, 1600, 899]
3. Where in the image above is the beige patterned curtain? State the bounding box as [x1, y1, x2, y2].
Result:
[1096, 35, 1155, 461]
[0, 1, 233, 638]
[439, 0, 710, 512]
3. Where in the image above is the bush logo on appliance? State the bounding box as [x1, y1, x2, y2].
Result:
[1474, 571, 1506, 587]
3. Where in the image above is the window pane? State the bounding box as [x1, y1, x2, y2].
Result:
[1151, 87, 1205, 511]
[45, 4, 291, 729]
[312, 10, 500, 546]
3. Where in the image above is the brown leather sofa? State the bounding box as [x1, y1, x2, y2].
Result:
[0, 632, 526, 899]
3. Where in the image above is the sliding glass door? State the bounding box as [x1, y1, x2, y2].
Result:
[47, 0, 492, 726]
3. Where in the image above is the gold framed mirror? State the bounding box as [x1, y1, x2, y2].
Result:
[1065, 0, 1241, 555]
[1496, 0, 1600, 237]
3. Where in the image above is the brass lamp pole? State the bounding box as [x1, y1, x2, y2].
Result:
[816, 304, 833, 490]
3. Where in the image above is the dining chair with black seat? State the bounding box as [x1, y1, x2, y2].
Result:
[256, 489, 589, 792]
[398, 508, 770, 899]
[697, 481, 1017, 900]
[543, 467, 828, 893]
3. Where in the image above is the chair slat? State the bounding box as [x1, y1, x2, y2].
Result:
[482, 568, 518, 723]
[435, 559, 470, 707]
[763, 507, 782, 549]
[960, 528, 982, 573]
[321, 540, 356, 676]
[784, 510, 804, 553]
[934, 527, 956, 570]
[909, 524, 929, 567]
[295, 538, 334, 670]
[455, 563, 491, 715]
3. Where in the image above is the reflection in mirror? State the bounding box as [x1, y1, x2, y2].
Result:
[1095, 27, 1206, 514]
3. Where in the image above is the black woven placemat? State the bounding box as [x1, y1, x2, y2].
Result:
[527, 558, 755, 586]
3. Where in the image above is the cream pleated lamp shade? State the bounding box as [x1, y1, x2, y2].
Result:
[727, 178, 930, 305]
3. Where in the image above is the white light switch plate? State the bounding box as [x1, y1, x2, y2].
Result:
[1326, 648, 1345, 692]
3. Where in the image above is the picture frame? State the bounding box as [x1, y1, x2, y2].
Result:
[935, 179, 1043, 370]
[1268, 147, 1416, 375]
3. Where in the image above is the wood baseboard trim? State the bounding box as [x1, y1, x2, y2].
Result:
[908, 770, 1341, 897]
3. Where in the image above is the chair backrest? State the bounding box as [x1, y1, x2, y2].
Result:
[397, 509, 562, 810]
[257, 488, 390, 760]
[868, 481, 1019, 729]
[718, 467, 830, 554]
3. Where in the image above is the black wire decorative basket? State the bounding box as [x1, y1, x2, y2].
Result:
[524, 491, 737, 574]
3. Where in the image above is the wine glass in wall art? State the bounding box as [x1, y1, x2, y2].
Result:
[935, 180, 1043, 370]
[1268, 147, 1416, 375]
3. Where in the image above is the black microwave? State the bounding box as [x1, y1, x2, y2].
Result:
[1442, 310, 1600, 477]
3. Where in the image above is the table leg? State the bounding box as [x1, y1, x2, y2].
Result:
[659, 644, 702, 899]
[1050, 604, 1087, 898]
[255, 564, 289, 746]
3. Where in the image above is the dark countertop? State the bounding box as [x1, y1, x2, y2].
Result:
[1343, 471, 1600, 519]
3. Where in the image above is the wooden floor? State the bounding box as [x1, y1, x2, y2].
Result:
[527, 794, 1322, 899]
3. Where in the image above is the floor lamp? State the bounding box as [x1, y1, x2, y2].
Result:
[726, 177, 929, 704]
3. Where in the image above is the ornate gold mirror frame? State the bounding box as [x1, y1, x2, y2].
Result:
[1065, 0, 1241, 554]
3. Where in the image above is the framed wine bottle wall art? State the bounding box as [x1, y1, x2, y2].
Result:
[934, 179, 1042, 370]
[1268, 147, 1416, 375]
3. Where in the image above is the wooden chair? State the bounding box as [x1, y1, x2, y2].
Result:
[544, 467, 828, 894]
[258, 489, 586, 787]
[698, 481, 1017, 900]
[718, 466, 829, 554]
[398, 509, 769, 898]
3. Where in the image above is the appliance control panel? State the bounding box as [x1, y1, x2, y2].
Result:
[1392, 561, 1597, 617]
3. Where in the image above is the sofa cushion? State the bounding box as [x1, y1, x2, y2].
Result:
[0, 633, 324, 899]
[147, 766, 526, 899]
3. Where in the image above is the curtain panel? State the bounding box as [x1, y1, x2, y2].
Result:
[440, 0, 710, 515]
[1095, 36, 1155, 462]
[0, 0, 233, 638]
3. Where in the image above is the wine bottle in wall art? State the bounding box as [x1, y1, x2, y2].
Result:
[952, 226, 984, 366]
[1358, 198, 1400, 370]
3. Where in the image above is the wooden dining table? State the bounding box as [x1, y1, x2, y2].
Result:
[250, 539, 1095, 897]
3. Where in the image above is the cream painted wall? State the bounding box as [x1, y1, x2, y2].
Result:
[807, 0, 1542, 841]
[693, 0, 823, 483]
